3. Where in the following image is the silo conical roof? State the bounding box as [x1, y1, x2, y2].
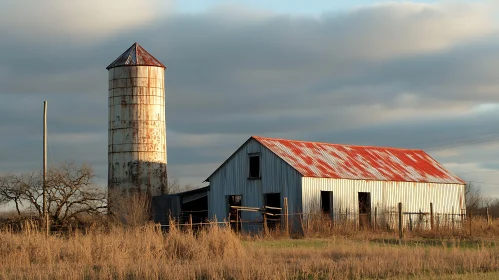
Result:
[106, 42, 165, 70]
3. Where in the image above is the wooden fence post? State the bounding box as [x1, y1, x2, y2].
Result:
[236, 210, 239, 234]
[306, 213, 310, 231]
[452, 207, 455, 232]
[189, 214, 193, 231]
[374, 207, 377, 231]
[469, 210, 472, 237]
[398, 202, 403, 239]
[409, 214, 413, 231]
[283, 197, 289, 235]
[436, 214, 440, 231]
[263, 212, 268, 234]
[487, 207, 490, 225]
[430, 203, 434, 230]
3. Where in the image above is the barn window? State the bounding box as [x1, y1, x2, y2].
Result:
[248, 153, 260, 179]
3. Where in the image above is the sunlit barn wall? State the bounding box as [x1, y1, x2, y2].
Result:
[108, 65, 167, 196]
[302, 177, 465, 227]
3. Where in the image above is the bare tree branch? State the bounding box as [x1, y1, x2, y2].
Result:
[1, 162, 106, 227]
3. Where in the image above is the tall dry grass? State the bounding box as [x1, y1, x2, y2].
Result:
[3, 195, 499, 279]
[297, 207, 499, 240]
[107, 192, 152, 228]
[1, 221, 499, 279]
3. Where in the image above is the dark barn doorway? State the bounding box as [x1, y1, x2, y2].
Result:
[228, 195, 242, 231]
[358, 192, 371, 228]
[182, 195, 208, 225]
[321, 191, 333, 217]
[264, 193, 281, 230]
[152, 186, 209, 230]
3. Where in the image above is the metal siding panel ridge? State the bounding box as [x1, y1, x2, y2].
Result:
[253, 136, 464, 184]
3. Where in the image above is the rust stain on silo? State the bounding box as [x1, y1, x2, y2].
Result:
[107, 43, 167, 197]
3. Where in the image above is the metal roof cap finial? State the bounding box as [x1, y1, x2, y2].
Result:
[106, 42, 166, 70]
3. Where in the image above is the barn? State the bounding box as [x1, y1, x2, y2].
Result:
[205, 136, 466, 231]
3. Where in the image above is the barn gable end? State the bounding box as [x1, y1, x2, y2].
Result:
[207, 138, 303, 228]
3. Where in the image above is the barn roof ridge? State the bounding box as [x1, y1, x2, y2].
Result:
[251, 135, 422, 152]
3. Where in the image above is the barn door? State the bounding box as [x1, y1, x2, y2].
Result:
[358, 192, 371, 229]
[264, 193, 281, 230]
[321, 191, 333, 219]
[228, 195, 242, 231]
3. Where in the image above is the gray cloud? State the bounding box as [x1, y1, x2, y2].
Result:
[1, 2, 499, 198]
[0, 0, 174, 43]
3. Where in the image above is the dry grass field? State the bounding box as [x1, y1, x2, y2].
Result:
[1, 220, 499, 280]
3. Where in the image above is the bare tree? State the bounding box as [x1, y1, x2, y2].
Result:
[167, 178, 198, 194]
[46, 162, 107, 226]
[0, 173, 32, 215]
[463, 183, 499, 218]
[465, 182, 483, 212]
[0, 162, 106, 227]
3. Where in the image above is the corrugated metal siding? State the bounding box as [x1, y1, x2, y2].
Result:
[208, 139, 302, 230]
[302, 177, 465, 227]
[254, 136, 464, 184]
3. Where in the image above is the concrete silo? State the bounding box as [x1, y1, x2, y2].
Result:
[107, 42, 167, 197]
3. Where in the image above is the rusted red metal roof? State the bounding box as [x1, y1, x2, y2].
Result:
[253, 136, 465, 184]
[106, 42, 165, 70]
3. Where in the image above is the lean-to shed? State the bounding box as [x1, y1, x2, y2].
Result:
[205, 136, 465, 231]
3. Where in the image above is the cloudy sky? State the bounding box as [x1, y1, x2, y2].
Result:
[1, 0, 499, 200]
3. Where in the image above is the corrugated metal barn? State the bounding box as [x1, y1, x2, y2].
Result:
[205, 136, 466, 231]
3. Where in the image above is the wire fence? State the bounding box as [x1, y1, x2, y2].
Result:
[2, 203, 493, 238]
[155, 203, 494, 238]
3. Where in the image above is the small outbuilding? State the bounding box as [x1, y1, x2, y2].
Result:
[152, 186, 209, 226]
[205, 136, 465, 231]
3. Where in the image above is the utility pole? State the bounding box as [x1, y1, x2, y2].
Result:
[43, 101, 49, 237]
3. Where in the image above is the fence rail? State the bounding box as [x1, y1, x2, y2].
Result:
[6, 203, 489, 237]
[154, 201, 493, 239]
